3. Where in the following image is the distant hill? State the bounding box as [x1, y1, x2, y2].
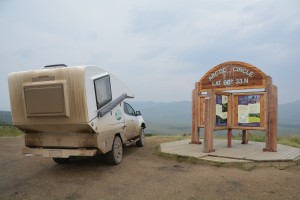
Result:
[0, 111, 12, 125]
[1, 100, 300, 135]
[130, 101, 192, 134]
[130, 100, 300, 136]
[278, 100, 300, 127]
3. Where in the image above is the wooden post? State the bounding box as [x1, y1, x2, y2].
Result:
[241, 130, 248, 144]
[264, 77, 277, 152]
[204, 89, 215, 153]
[191, 83, 201, 144]
[269, 85, 278, 151]
[227, 128, 232, 148]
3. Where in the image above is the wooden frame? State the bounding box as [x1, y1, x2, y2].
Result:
[191, 61, 278, 152]
[231, 92, 266, 130]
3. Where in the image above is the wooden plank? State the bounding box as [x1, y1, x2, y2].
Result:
[191, 89, 198, 143]
[230, 126, 266, 131]
[198, 95, 206, 126]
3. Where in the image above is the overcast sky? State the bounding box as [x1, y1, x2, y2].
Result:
[0, 0, 299, 111]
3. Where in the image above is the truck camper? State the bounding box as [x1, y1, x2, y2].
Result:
[8, 64, 146, 165]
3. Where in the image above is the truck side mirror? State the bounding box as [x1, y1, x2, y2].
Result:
[136, 111, 141, 116]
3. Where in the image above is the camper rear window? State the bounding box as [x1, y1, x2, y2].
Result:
[94, 75, 112, 110]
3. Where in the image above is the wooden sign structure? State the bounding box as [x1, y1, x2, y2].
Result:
[191, 61, 278, 152]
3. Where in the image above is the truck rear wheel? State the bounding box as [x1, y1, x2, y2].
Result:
[136, 128, 145, 147]
[105, 136, 123, 165]
[53, 157, 69, 164]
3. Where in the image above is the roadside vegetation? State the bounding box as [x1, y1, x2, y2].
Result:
[229, 132, 300, 148]
[278, 135, 300, 148]
[0, 126, 23, 137]
[1, 128, 299, 148]
[146, 132, 300, 149]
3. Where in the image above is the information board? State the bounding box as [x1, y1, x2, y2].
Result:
[237, 95, 261, 127]
[192, 61, 278, 152]
[216, 94, 228, 126]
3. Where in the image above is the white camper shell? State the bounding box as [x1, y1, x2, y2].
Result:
[8, 64, 146, 165]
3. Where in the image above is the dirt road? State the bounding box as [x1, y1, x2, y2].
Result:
[0, 136, 299, 200]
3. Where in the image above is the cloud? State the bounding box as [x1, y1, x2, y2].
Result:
[0, 0, 300, 110]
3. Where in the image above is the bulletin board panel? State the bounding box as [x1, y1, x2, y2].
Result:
[198, 92, 232, 130]
[192, 61, 277, 152]
[213, 92, 232, 130]
[231, 92, 266, 130]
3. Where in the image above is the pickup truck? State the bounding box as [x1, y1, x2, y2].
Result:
[8, 64, 146, 165]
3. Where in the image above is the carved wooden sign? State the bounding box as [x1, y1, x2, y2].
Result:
[199, 61, 267, 91]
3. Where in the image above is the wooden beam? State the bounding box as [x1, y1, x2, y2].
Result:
[264, 77, 277, 152]
[241, 130, 248, 144]
[191, 83, 201, 144]
[227, 128, 232, 148]
[269, 85, 278, 151]
[204, 89, 215, 153]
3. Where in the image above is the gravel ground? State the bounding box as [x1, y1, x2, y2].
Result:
[0, 136, 299, 200]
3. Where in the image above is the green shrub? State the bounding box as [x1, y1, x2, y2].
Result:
[0, 126, 23, 137]
[216, 131, 300, 148]
[278, 135, 300, 148]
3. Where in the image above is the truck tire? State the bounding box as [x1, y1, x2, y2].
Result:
[53, 157, 69, 164]
[136, 128, 145, 147]
[105, 136, 123, 165]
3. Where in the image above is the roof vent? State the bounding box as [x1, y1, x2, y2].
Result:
[44, 64, 68, 69]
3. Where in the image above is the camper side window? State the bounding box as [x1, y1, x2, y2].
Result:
[94, 75, 112, 110]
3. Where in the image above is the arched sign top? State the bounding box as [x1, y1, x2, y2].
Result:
[199, 61, 268, 91]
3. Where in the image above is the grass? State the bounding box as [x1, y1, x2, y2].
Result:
[0, 126, 23, 137]
[278, 135, 300, 148]
[1, 126, 300, 148]
[216, 132, 300, 147]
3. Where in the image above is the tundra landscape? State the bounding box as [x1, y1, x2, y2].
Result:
[1, 103, 300, 199]
[0, 136, 299, 200]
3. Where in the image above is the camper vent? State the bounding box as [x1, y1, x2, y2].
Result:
[32, 76, 55, 82]
[44, 64, 68, 69]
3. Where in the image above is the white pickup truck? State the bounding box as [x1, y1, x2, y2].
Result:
[8, 64, 146, 165]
